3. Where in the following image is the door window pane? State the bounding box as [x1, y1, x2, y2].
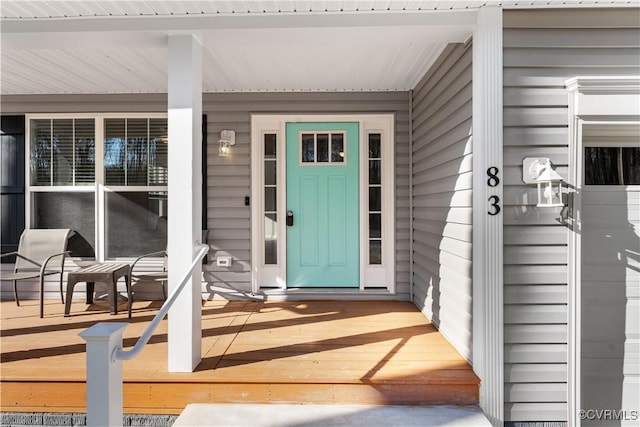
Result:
[317, 134, 329, 163]
[369, 160, 381, 185]
[369, 240, 382, 265]
[368, 133, 382, 264]
[369, 134, 381, 158]
[369, 187, 381, 212]
[264, 213, 277, 264]
[301, 134, 315, 163]
[331, 134, 344, 163]
[264, 133, 278, 264]
[300, 132, 346, 164]
[264, 133, 277, 159]
[265, 187, 277, 212]
[265, 160, 277, 186]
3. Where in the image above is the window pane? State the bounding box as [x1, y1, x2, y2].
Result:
[264, 134, 277, 159]
[585, 147, 621, 185]
[264, 213, 277, 264]
[265, 187, 277, 212]
[369, 213, 381, 238]
[30, 119, 52, 186]
[105, 191, 167, 258]
[369, 240, 382, 265]
[622, 147, 640, 185]
[369, 187, 381, 211]
[317, 134, 329, 163]
[369, 160, 381, 185]
[105, 119, 126, 185]
[74, 119, 95, 185]
[331, 134, 344, 163]
[369, 134, 381, 158]
[148, 118, 167, 186]
[32, 192, 95, 257]
[265, 160, 276, 186]
[127, 119, 148, 186]
[301, 134, 314, 162]
[52, 119, 73, 185]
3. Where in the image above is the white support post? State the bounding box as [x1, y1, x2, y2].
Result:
[79, 322, 129, 427]
[472, 6, 504, 426]
[167, 34, 203, 372]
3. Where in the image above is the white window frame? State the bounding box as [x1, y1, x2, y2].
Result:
[25, 113, 168, 262]
[250, 114, 395, 294]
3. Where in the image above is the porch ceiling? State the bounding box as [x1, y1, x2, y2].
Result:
[0, 0, 635, 95]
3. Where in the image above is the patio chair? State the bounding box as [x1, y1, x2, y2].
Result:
[0, 228, 72, 318]
[130, 230, 209, 302]
[130, 250, 168, 300]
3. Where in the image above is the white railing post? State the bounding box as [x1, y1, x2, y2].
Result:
[79, 322, 129, 427]
[80, 244, 208, 424]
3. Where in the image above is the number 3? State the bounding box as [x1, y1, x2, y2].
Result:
[488, 195, 501, 216]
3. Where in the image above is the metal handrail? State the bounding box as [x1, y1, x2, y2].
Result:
[115, 243, 209, 361]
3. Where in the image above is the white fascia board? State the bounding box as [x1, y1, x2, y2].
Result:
[1, 9, 477, 34]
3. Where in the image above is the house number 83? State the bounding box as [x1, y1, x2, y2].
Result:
[487, 167, 500, 216]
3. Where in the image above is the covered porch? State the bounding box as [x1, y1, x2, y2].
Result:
[0, 299, 478, 414]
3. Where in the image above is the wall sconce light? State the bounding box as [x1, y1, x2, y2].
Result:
[522, 157, 565, 207]
[218, 130, 236, 157]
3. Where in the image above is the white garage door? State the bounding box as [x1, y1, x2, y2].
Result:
[581, 124, 640, 426]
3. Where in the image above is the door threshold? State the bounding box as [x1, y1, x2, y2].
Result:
[255, 287, 403, 301]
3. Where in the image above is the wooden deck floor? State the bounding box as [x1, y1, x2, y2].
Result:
[0, 298, 479, 415]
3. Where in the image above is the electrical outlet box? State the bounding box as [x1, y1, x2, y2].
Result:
[216, 256, 232, 267]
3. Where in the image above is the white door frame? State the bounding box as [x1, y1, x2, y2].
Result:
[250, 113, 395, 294]
[565, 76, 640, 426]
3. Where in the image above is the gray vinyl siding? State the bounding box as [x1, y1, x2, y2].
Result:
[411, 43, 473, 361]
[0, 91, 411, 301]
[502, 8, 640, 422]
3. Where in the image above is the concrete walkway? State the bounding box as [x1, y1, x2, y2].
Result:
[173, 403, 491, 426]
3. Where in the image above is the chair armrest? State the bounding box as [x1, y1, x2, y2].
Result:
[4, 252, 42, 269]
[131, 250, 167, 273]
[0, 251, 19, 259]
[40, 251, 70, 275]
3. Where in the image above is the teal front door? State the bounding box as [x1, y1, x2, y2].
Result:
[286, 122, 359, 287]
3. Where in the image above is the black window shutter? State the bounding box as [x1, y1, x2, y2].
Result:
[1, 115, 26, 261]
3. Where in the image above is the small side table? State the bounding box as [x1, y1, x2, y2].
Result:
[64, 263, 131, 318]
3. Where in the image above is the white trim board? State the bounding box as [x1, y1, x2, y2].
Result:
[250, 114, 395, 296]
[565, 76, 640, 427]
[471, 6, 504, 425]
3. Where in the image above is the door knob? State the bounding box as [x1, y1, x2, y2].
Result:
[286, 210, 294, 226]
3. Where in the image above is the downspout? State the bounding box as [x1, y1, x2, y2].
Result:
[408, 90, 414, 303]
